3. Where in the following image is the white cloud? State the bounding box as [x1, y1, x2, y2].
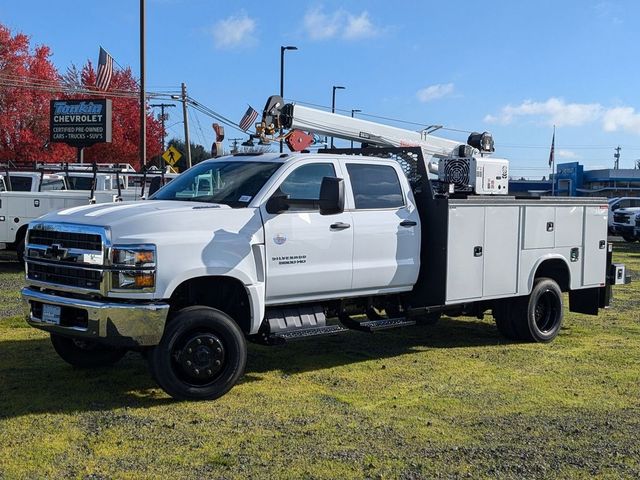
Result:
[344, 12, 377, 39]
[211, 12, 256, 49]
[484, 98, 603, 127]
[303, 7, 380, 40]
[602, 107, 640, 135]
[485, 97, 640, 136]
[556, 149, 579, 159]
[416, 83, 454, 103]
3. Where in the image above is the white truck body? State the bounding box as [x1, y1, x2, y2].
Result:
[0, 172, 67, 192]
[19, 101, 628, 401]
[0, 189, 124, 252]
[23, 153, 618, 334]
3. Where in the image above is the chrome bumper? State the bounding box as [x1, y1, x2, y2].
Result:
[22, 287, 170, 347]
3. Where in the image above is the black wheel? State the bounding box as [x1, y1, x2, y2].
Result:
[148, 306, 246, 401]
[415, 312, 441, 325]
[622, 235, 636, 243]
[16, 235, 25, 264]
[50, 334, 126, 368]
[514, 278, 564, 343]
[493, 299, 525, 340]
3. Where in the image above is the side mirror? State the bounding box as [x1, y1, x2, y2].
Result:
[319, 177, 344, 215]
[266, 193, 290, 214]
[148, 176, 162, 196]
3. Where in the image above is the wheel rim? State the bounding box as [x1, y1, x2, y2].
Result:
[172, 331, 226, 386]
[534, 290, 560, 333]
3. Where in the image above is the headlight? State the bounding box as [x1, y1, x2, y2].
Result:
[111, 245, 156, 291]
[112, 245, 156, 268]
[112, 270, 155, 290]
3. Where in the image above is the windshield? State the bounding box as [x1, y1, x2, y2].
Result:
[150, 160, 281, 207]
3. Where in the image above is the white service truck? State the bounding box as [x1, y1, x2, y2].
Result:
[21, 98, 629, 400]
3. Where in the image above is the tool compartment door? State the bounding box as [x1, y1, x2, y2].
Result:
[483, 206, 519, 297]
[446, 206, 485, 302]
[582, 205, 608, 286]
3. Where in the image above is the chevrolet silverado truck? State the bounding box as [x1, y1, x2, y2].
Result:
[21, 150, 628, 400]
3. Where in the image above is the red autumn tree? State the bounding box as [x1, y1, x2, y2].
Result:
[0, 24, 74, 165]
[68, 61, 163, 169]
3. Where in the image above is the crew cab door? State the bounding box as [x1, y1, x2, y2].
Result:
[261, 160, 353, 303]
[343, 161, 421, 292]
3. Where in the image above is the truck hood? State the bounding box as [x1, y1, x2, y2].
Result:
[35, 200, 264, 245]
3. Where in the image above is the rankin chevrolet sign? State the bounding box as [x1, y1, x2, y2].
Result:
[50, 99, 112, 147]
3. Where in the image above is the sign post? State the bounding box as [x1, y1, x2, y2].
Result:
[50, 99, 113, 163]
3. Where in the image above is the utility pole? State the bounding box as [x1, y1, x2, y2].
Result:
[181, 83, 192, 169]
[614, 145, 621, 169]
[150, 103, 175, 151]
[330, 85, 345, 148]
[139, 0, 146, 169]
[350, 109, 361, 148]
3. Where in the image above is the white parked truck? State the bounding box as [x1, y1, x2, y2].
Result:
[21, 98, 629, 400]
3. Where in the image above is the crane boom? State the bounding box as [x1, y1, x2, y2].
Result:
[257, 95, 495, 164]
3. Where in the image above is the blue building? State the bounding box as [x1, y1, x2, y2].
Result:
[553, 162, 640, 197]
[508, 162, 640, 198]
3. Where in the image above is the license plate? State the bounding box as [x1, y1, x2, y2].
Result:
[42, 304, 61, 325]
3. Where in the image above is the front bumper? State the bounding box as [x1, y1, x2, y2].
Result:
[22, 287, 170, 347]
[612, 225, 634, 235]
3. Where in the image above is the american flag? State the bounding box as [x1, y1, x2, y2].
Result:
[548, 127, 555, 167]
[96, 47, 114, 91]
[239, 106, 259, 131]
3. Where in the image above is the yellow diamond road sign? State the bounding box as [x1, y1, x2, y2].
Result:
[162, 146, 182, 165]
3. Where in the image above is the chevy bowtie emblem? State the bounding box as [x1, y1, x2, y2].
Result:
[44, 243, 68, 260]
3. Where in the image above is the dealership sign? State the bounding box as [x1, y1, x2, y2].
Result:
[50, 99, 112, 147]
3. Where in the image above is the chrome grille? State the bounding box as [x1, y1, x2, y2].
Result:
[27, 262, 103, 290]
[28, 230, 102, 251]
[25, 222, 109, 294]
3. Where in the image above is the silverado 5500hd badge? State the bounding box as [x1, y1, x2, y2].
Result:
[272, 255, 307, 265]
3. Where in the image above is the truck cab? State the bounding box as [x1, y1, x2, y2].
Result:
[0, 172, 67, 192]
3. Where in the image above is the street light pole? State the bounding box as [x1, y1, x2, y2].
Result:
[139, 0, 146, 169]
[279, 45, 298, 153]
[330, 85, 345, 148]
[350, 109, 361, 148]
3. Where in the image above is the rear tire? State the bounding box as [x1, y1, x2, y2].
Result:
[493, 278, 563, 343]
[50, 334, 126, 368]
[148, 306, 246, 401]
[493, 299, 525, 340]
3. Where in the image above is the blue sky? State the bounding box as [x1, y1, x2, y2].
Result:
[2, 0, 640, 176]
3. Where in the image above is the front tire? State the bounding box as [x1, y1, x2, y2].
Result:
[148, 306, 246, 401]
[50, 334, 126, 368]
[622, 235, 636, 243]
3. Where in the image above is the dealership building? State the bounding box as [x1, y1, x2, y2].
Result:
[509, 162, 640, 198]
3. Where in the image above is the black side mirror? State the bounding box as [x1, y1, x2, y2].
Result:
[148, 176, 162, 196]
[319, 177, 344, 215]
[266, 193, 290, 214]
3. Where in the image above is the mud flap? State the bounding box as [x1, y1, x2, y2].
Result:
[569, 286, 609, 315]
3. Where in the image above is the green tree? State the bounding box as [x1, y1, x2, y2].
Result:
[166, 138, 211, 171]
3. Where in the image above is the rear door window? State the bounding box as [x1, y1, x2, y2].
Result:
[346, 164, 404, 209]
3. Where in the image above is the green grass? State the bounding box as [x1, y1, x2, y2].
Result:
[1, 246, 639, 479]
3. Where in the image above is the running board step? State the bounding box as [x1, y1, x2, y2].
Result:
[341, 316, 416, 332]
[270, 324, 349, 343]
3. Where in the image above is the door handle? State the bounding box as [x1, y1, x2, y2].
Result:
[399, 220, 417, 227]
[330, 222, 351, 230]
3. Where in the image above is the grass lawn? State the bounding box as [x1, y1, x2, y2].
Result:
[0, 245, 639, 479]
